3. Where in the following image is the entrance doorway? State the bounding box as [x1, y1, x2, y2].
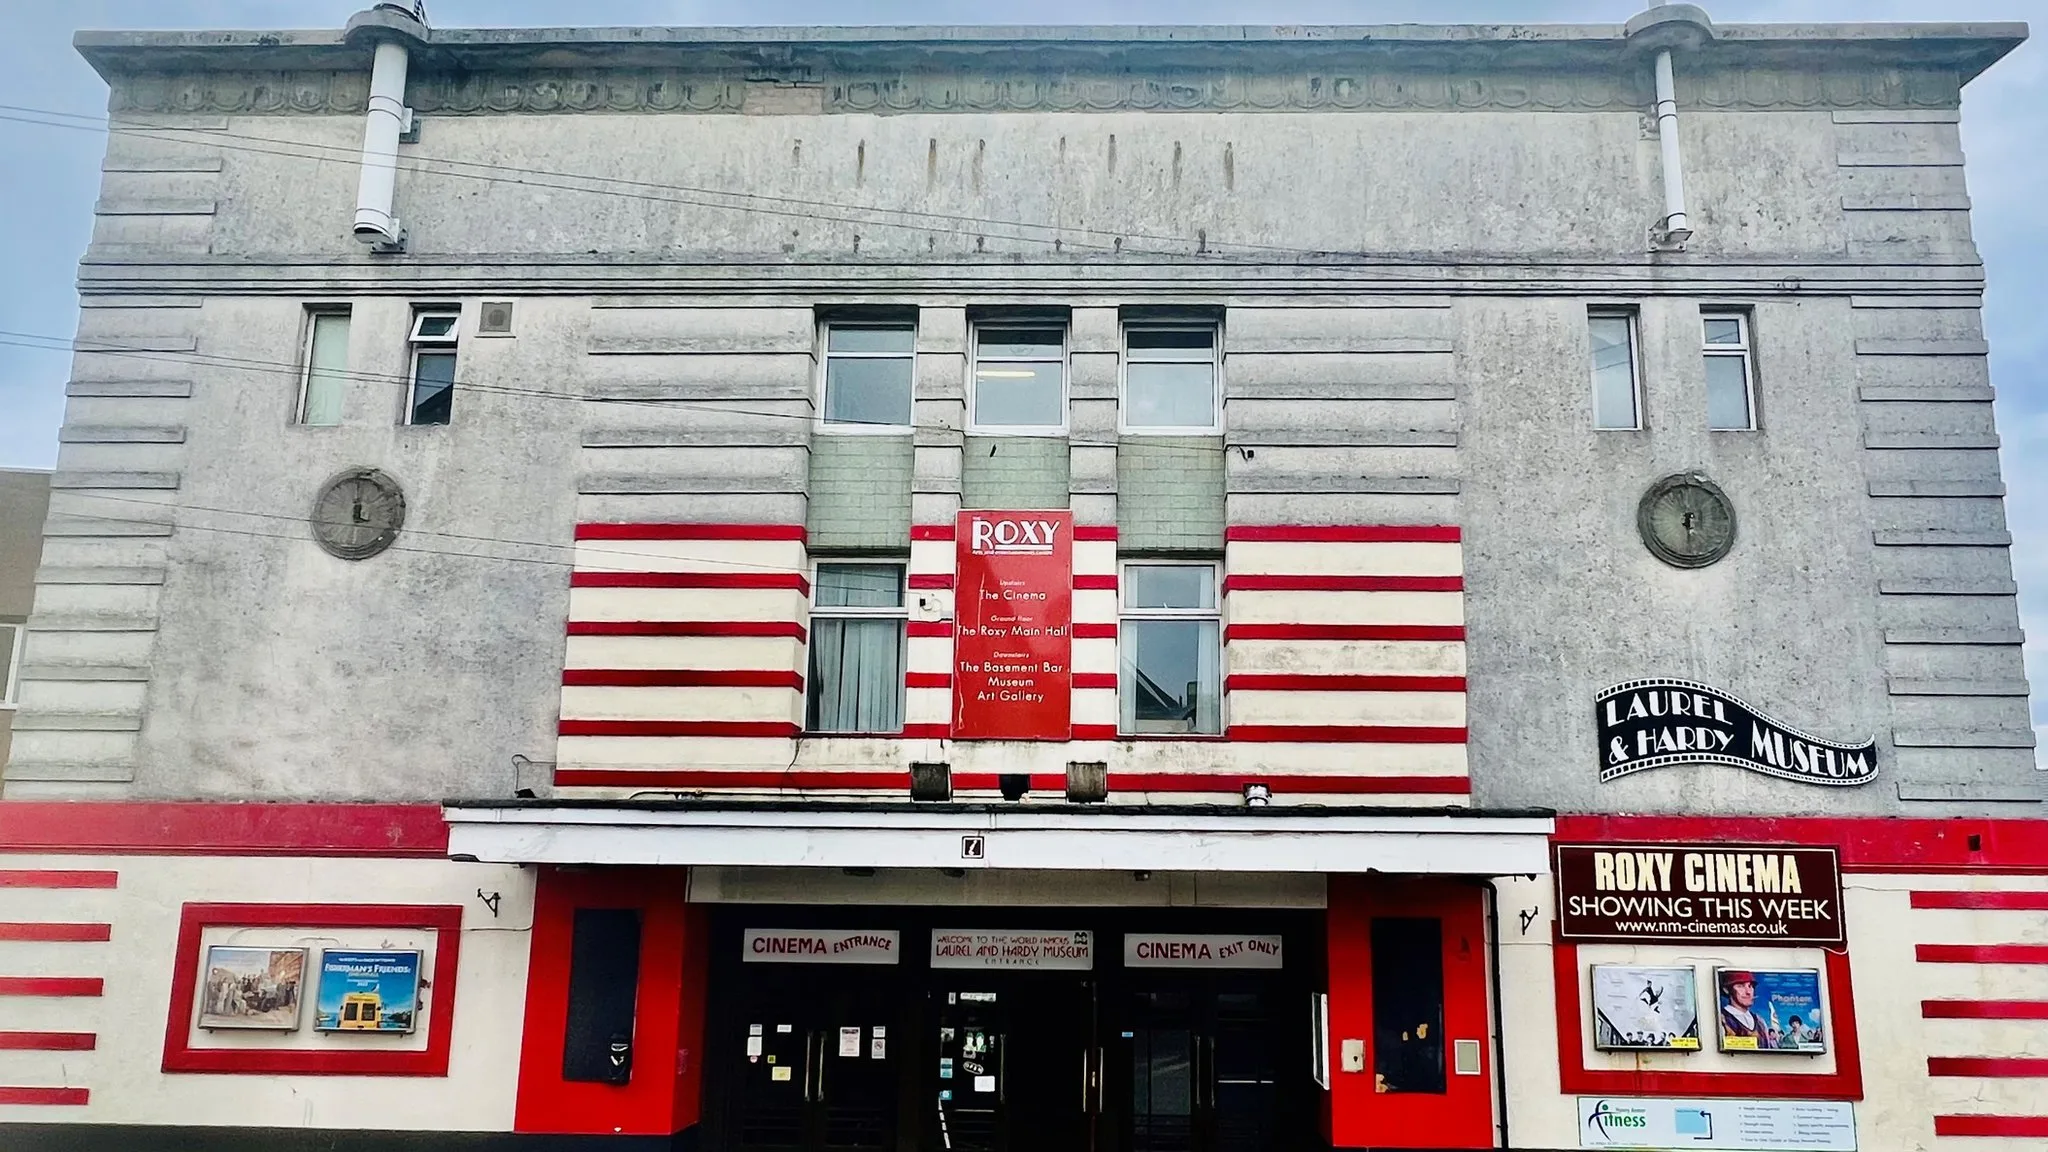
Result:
[925, 977, 1096, 1152]
[728, 964, 902, 1152]
[1106, 974, 1297, 1152]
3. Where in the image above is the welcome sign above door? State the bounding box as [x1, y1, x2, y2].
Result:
[1596, 678, 1876, 787]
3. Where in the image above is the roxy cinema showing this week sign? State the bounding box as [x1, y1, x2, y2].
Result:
[1555, 845, 1846, 945]
[1595, 678, 1877, 787]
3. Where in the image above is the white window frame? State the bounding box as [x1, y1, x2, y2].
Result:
[816, 319, 918, 435]
[1119, 322, 1223, 435]
[295, 306, 351, 426]
[968, 321, 1069, 435]
[1116, 560, 1223, 737]
[0, 621, 23, 709]
[404, 307, 461, 427]
[804, 560, 910, 735]
[1588, 308, 1644, 432]
[1702, 309, 1759, 432]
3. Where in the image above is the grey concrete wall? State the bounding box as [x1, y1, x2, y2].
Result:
[14, 34, 2030, 813]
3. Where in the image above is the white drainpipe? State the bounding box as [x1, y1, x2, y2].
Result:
[353, 38, 412, 250]
[1652, 47, 1693, 247]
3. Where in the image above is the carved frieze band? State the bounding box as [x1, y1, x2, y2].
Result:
[106, 64, 1963, 117]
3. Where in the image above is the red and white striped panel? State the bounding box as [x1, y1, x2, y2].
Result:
[1905, 883, 2048, 1144]
[0, 866, 114, 1109]
[1218, 525, 1467, 799]
[555, 524, 810, 789]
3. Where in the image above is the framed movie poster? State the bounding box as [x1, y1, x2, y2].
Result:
[1716, 967, 1826, 1053]
[1591, 965, 1701, 1051]
[198, 946, 306, 1030]
[314, 949, 422, 1033]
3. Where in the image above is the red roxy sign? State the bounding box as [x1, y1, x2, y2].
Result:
[951, 510, 1073, 740]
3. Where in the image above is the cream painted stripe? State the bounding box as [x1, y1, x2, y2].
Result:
[1225, 589, 1464, 626]
[1074, 540, 1118, 575]
[560, 685, 802, 724]
[1913, 964, 2048, 1002]
[1907, 907, 2048, 947]
[1227, 640, 1467, 677]
[906, 686, 950, 725]
[1021, 743, 1469, 775]
[564, 635, 804, 671]
[909, 539, 954, 575]
[1074, 589, 1117, 622]
[569, 587, 809, 622]
[1226, 690, 1467, 728]
[572, 538, 807, 574]
[1075, 688, 1118, 727]
[1850, 874, 2048, 892]
[1224, 540, 1464, 577]
[1075, 637, 1117, 675]
[1918, 1073, 2048, 1115]
[906, 636, 954, 674]
[556, 735, 795, 766]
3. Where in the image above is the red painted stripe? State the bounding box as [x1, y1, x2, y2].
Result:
[901, 723, 952, 740]
[0, 871, 118, 889]
[1073, 673, 1118, 690]
[1113, 773, 1470, 795]
[1934, 1116, 2048, 1138]
[1551, 816, 2048, 875]
[1226, 525, 1461, 543]
[567, 619, 807, 641]
[0, 803, 448, 858]
[1918, 944, 2048, 965]
[549, 768, 1468, 795]
[1074, 623, 1118, 640]
[0, 1087, 88, 1106]
[575, 523, 806, 541]
[1226, 724, 1467, 744]
[1072, 724, 1121, 741]
[562, 669, 803, 690]
[0, 1032, 94, 1051]
[570, 571, 809, 593]
[910, 524, 955, 541]
[1226, 623, 1465, 643]
[556, 769, 915, 790]
[1226, 674, 1466, 693]
[0, 924, 111, 943]
[907, 621, 953, 638]
[558, 720, 800, 739]
[1929, 1057, 2048, 1077]
[1913, 890, 2048, 910]
[0, 978, 103, 998]
[952, 773, 1071, 792]
[1223, 574, 1463, 593]
[1074, 575, 1118, 591]
[905, 672, 952, 689]
[908, 573, 954, 590]
[1074, 526, 1119, 541]
[1924, 1000, 2048, 1019]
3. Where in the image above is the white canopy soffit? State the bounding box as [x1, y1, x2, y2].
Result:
[442, 804, 1555, 876]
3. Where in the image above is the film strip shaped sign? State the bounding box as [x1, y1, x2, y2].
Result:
[1596, 678, 1877, 787]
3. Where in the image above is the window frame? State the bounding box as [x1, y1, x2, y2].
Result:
[804, 559, 910, 736]
[1587, 308, 1644, 432]
[404, 307, 462, 427]
[1119, 322, 1224, 435]
[1701, 308, 1759, 432]
[967, 321, 1069, 436]
[1115, 560, 1224, 737]
[0, 620, 22, 709]
[295, 306, 352, 427]
[817, 319, 918, 435]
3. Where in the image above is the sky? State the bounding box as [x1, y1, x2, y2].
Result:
[1, 0, 2043, 745]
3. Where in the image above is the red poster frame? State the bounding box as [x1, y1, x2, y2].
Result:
[951, 509, 1073, 740]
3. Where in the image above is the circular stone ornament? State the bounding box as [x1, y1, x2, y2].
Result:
[311, 468, 406, 560]
[1637, 472, 1737, 569]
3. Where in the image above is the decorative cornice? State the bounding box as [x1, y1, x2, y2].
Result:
[104, 64, 1961, 117]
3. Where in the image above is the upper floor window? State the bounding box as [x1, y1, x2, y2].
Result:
[822, 323, 915, 430]
[806, 562, 907, 734]
[1123, 326, 1221, 433]
[0, 621, 22, 709]
[297, 309, 350, 426]
[406, 309, 459, 426]
[1119, 562, 1221, 736]
[1702, 310, 1757, 431]
[971, 325, 1066, 433]
[1588, 310, 1641, 430]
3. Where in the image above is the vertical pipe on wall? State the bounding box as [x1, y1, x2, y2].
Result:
[1652, 48, 1692, 245]
[353, 38, 411, 249]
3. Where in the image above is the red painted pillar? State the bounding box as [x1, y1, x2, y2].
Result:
[1326, 875, 1497, 1149]
[513, 866, 708, 1138]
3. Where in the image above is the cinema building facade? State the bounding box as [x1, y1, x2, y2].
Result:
[1, 5, 2042, 1150]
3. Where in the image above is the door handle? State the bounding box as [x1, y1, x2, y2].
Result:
[998, 1033, 1006, 1104]
[1081, 1047, 1090, 1113]
[815, 1032, 827, 1103]
[1094, 1046, 1105, 1112]
[801, 1032, 814, 1103]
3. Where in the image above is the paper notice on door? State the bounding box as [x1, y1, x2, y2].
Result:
[746, 1036, 763, 1057]
[839, 1026, 861, 1057]
[871, 1037, 886, 1059]
[772, 1066, 792, 1082]
[749, 1023, 763, 1035]
[777, 1024, 793, 1033]
[974, 1075, 996, 1093]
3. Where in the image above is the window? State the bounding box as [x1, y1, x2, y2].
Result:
[806, 562, 907, 734]
[406, 309, 460, 426]
[1702, 310, 1757, 430]
[1123, 326, 1220, 433]
[1588, 311, 1641, 430]
[297, 309, 350, 426]
[0, 621, 21, 708]
[971, 325, 1066, 432]
[821, 323, 915, 430]
[1118, 563, 1221, 736]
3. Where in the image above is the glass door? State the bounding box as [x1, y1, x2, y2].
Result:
[926, 979, 1097, 1152]
[732, 969, 898, 1152]
[1111, 978, 1284, 1152]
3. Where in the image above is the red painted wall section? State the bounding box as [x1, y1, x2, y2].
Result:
[514, 866, 707, 1136]
[1326, 876, 1494, 1150]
